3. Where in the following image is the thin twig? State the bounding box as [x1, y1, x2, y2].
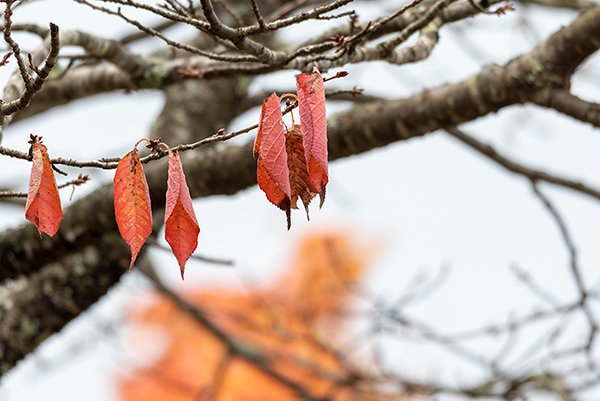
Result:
[0, 173, 90, 198]
[147, 238, 234, 266]
[446, 127, 600, 202]
[531, 182, 598, 351]
[249, 0, 265, 29]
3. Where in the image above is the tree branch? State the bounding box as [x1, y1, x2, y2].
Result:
[530, 88, 600, 128]
[0, 237, 130, 374]
[445, 127, 600, 201]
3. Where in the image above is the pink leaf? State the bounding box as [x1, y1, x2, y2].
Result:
[25, 135, 63, 236]
[296, 67, 328, 207]
[255, 93, 291, 212]
[164, 151, 200, 279]
[114, 148, 152, 269]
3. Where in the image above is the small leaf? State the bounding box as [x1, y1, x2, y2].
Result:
[164, 151, 200, 279]
[114, 148, 152, 269]
[296, 67, 328, 207]
[286, 125, 317, 228]
[255, 93, 291, 212]
[25, 135, 63, 236]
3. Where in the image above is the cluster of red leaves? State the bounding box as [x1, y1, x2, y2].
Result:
[254, 67, 328, 229]
[113, 143, 200, 278]
[22, 69, 331, 278]
[118, 230, 393, 401]
[23, 135, 200, 279]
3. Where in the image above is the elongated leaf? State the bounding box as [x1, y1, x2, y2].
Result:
[25, 135, 63, 236]
[285, 125, 317, 228]
[255, 93, 291, 211]
[296, 67, 328, 207]
[164, 151, 200, 279]
[114, 148, 152, 269]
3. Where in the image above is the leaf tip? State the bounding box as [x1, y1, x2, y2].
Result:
[319, 185, 326, 209]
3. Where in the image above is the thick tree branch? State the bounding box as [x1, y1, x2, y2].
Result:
[0, 236, 130, 374]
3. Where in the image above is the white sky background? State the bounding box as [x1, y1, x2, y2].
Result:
[0, 1, 600, 400]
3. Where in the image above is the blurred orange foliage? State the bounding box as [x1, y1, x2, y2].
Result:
[118, 230, 382, 401]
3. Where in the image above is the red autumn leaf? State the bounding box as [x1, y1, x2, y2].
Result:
[255, 93, 291, 212]
[25, 135, 63, 236]
[164, 150, 200, 279]
[285, 125, 317, 228]
[114, 148, 152, 270]
[296, 67, 328, 207]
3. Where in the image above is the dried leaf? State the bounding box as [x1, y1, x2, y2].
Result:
[164, 151, 200, 279]
[255, 93, 291, 212]
[285, 125, 317, 228]
[296, 67, 328, 207]
[25, 135, 63, 236]
[114, 148, 152, 269]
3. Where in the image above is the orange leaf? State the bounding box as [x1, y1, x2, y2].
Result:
[117, 231, 373, 401]
[285, 125, 317, 228]
[255, 93, 291, 212]
[296, 67, 328, 207]
[114, 148, 152, 269]
[164, 151, 200, 279]
[25, 135, 63, 236]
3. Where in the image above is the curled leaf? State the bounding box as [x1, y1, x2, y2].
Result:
[25, 135, 63, 236]
[285, 125, 317, 228]
[114, 148, 152, 269]
[296, 67, 328, 207]
[164, 151, 200, 279]
[255, 93, 291, 212]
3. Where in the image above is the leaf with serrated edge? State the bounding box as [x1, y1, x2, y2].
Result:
[164, 151, 200, 279]
[285, 125, 317, 228]
[296, 67, 328, 207]
[114, 149, 152, 269]
[25, 137, 63, 236]
[255, 93, 291, 212]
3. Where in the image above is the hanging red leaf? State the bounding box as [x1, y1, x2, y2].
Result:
[164, 150, 200, 279]
[296, 67, 328, 207]
[114, 148, 152, 270]
[25, 135, 63, 236]
[285, 125, 317, 228]
[255, 93, 291, 212]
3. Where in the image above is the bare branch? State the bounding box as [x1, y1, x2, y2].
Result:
[2, 0, 33, 89]
[0, 173, 90, 199]
[446, 127, 600, 202]
[249, 0, 266, 29]
[140, 267, 327, 401]
[147, 238, 234, 266]
[0, 23, 60, 117]
[530, 88, 600, 128]
[531, 183, 598, 351]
